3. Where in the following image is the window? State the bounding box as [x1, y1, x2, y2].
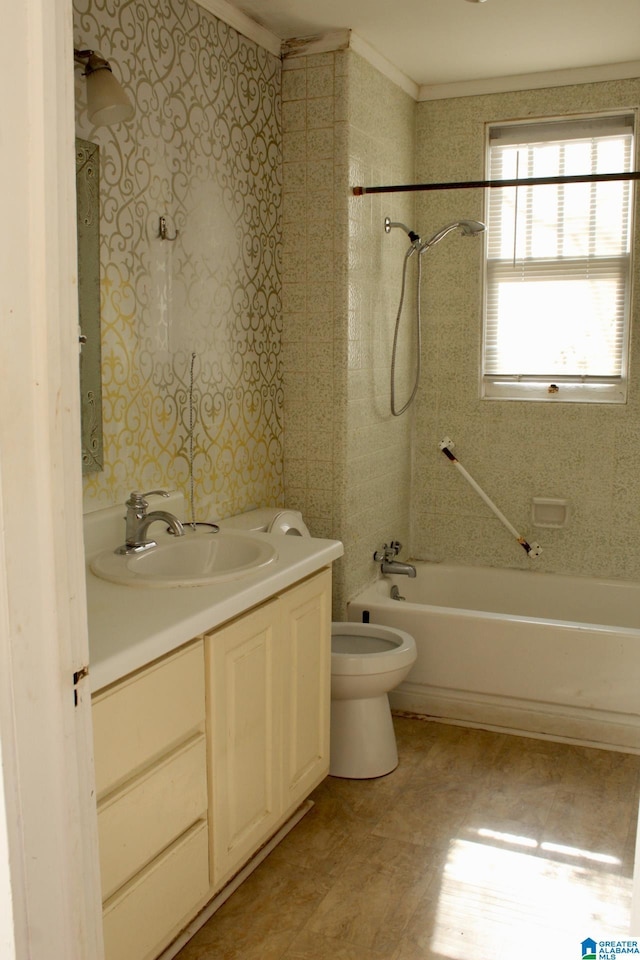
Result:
[482, 112, 635, 402]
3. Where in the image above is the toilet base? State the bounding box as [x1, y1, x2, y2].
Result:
[329, 694, 398, 779]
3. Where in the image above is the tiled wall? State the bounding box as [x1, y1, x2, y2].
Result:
[343, 53, 416, 607]
[76, 0, 283, 521]
[281, 47, 415, 614]
[412, 79, 640, 579]
[280, 46, 348, 549]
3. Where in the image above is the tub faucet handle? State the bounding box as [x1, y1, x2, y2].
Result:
[373, 541, 402, 563]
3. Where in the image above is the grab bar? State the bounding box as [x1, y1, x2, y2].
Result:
[439, 437, 542, 558]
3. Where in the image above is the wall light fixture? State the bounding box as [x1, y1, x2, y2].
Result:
[74, 48, 135, 126]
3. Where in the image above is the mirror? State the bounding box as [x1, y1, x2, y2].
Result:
[76, 137, 103, 473]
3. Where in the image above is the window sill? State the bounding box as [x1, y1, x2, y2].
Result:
[481, 378, 627, 403]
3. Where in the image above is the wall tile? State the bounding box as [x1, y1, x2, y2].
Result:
[307, 66, 335, 99]
[307, 97, 335, 129]
[283, 130, 307, 162]
[282, 68, 307, 102]
[282, 99, 307, 132]
[307, 127, 335, 160]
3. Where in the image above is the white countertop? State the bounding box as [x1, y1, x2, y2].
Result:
[84, 499, 343, 692]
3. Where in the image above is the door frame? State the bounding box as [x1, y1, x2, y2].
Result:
[0, 0, 104, 956]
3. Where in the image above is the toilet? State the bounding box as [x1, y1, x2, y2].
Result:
[261, 509, 418, 779]
[329, 621, 416, 779]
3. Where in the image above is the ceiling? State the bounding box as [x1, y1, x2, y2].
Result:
[228, 0, 640, 94]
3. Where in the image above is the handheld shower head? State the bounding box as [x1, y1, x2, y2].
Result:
[419, 219, 486, 252]
[458, 219, 487, 235]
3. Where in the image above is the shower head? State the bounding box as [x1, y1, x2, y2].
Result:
[419, 219, 486, 252]
[384, 216, 421, 245]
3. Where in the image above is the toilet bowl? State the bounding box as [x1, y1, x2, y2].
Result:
[330, 622, 416, 779]
[221, 507, 417, 779]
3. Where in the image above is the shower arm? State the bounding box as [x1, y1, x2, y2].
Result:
[384, 216, 421, 244]
[439, 437, 542, 558]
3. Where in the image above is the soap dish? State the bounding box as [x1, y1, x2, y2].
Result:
[531, 498, 569, 529]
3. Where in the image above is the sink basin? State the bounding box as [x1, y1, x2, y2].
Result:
[90, 532, 277, 588]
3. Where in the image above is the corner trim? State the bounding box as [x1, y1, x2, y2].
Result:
[282, 29, 351, 59]
[348, 33, 419, 100]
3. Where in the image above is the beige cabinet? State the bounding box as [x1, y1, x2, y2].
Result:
[206, 567, 331, 888]
[93, 640, 209, 960]
[92, 566, 332, 960]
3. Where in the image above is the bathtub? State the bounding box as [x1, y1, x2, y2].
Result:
[347, 564, 640, 752]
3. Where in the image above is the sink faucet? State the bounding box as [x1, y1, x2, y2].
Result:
[115, 490, 184, 555]
[373, 540, 417, 578]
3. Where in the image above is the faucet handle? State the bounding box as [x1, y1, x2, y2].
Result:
[373, 541, 402, 563]
[127, 489, 169, 508]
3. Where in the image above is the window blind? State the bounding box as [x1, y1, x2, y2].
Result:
[483, 113, 635, 402]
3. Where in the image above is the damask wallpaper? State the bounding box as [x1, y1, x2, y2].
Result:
[75, 0, 283, 520]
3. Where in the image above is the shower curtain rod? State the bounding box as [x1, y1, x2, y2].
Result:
[352, 170, 640, 196]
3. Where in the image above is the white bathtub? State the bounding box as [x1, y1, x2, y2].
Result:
[347, 564, 640, 752]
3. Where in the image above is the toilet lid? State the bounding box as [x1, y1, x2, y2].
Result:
[267, 510, 311, 537]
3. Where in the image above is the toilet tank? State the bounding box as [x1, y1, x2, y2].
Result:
[218, 508, 310, 536]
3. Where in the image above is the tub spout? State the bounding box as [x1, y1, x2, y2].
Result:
[373, 541, 416, 578]
[380, 559, 416, 578]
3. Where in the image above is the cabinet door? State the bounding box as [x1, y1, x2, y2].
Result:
[279, 568, 331, 808]
[206, 599, 282, 887]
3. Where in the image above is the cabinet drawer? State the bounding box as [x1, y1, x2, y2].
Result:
[98, 734, 208, 900]
[93, 640, 204, 797]
[102, 819, 209, 960]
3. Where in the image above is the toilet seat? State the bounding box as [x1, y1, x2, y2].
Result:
[267, 510, 311, 537]
[331, 623, 416, 676]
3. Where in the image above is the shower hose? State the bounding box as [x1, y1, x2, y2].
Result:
[390, 244, 422, 417]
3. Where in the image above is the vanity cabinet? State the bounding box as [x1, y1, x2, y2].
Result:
[92, 566, 332, 960]
[207, 567, 331, 887]
[93, 640, 209, 960]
